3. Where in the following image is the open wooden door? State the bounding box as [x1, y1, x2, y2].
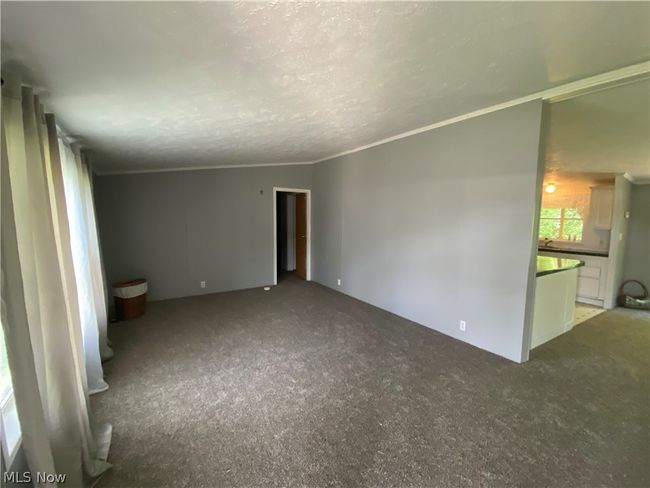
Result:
[295, 193, 307, 279]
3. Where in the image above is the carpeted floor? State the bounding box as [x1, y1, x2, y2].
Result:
[93, 274, 650, 488]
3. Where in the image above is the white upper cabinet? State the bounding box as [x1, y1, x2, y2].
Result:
[590, 186, 614, 230]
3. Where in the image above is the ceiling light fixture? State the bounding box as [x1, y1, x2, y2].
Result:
[545, 183, 557, 194]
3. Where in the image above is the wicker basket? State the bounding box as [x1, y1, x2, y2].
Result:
[616, 280, 650, 309]
[112, 278, 148, 320]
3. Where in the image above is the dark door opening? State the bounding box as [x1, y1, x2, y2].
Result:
[276, 192, 306, 282]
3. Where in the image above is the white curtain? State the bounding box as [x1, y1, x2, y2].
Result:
[1, 74, 111, 485]
[80, 153, 113, 363]
[59, 142, 111, 393]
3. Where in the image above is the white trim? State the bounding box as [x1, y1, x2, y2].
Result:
[623, 173, 636, 183]
[311, 62, 650, 164]
[92, 61, 649, 175]
[545, 71, 650, 104]
[624, 173, 650, 185]
[273, 187, 311, 285]
[94, 160, 313, 176]
[577, 297, 605, 307]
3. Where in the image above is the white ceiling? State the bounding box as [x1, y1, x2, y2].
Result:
[2, 1, 649, 173]
[545, 79, 650, 181]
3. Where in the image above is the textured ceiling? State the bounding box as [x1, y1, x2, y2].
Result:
[541, 173, 616, 200]
[545, 79, 650, 181]
[2, 1, 649, 173]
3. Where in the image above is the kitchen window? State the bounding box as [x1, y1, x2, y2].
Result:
[539, 207, 584, 242]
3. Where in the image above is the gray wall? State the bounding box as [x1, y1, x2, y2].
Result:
[623, 183, 650, 289]
[94, 165, 313, 301]
[95, 101, 544, 362]
[605, 175, 633, 308]
[312, 101, 545, 362]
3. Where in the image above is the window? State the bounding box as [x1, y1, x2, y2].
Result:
[539, 207, 583, 242]
[0, 323, 21, 468]
[0, 326, 11, 406]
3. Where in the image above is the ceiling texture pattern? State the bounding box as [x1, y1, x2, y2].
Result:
[546, 80, 650, 181]
[2, 1, 649, 173]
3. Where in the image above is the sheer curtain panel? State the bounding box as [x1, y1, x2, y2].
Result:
[59, 142, 109, 394]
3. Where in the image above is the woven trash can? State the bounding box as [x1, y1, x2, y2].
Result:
[112, 278, 147, 320]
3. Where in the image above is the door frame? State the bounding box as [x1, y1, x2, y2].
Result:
[273, 187, 311, 285]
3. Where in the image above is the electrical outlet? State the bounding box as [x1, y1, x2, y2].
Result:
[459, 320, 466, 332]
[337, 278, 341, 286]
[200, 281, 206, 288]
[619, 233, 623, 241]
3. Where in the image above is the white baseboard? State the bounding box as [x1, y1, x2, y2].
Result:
[576, 297, 604, 307]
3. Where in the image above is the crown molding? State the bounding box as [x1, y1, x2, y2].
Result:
[623, 173, 650, 185]
[629, 176, 650, 185]
[94, 61, 649, 175]
[94, 160, 314, 176]
[312, 61, 650, 165]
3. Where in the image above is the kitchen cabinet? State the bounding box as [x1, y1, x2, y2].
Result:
[590, 186, 614, 230]
[531, 265, 579, 349]
[578, 256, 609, 305]
[538, 251, 609, 307]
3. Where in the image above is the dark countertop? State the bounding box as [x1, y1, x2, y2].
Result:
[538, 246, 608, 258]
[537, 256, 585, 277]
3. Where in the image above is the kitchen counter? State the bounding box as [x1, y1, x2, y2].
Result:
[538, 246, 608, 257]
[538, 249, 609, 307]
[536, 256, 585, 277]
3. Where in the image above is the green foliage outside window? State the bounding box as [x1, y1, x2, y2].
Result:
[539, 207, 583, 241]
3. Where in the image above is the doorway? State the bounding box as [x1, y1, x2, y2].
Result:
[273, 187, 311, 285]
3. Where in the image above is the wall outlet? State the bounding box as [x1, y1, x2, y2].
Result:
[619, 233, 623, 241]
[200, 281, 206, 288]
[337, 278, 341, 286]
[459, 320, 466, 332]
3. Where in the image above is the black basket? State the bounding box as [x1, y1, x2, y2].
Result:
[617, 280, 650, 309]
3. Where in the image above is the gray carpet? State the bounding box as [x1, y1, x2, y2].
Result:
[93, 274, 650, 487]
